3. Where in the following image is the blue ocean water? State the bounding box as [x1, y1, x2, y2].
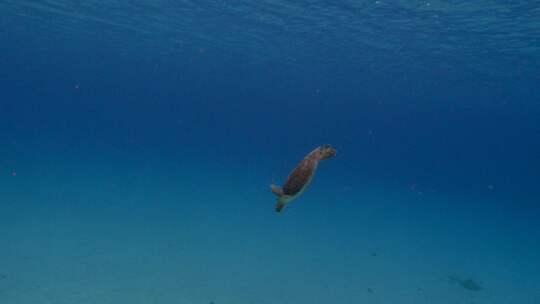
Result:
[1, 1, 539, 303]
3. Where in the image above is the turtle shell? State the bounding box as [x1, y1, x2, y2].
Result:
[282, 155, 319, 196]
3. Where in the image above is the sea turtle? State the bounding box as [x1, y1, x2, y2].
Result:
[270, 144, 337, 212]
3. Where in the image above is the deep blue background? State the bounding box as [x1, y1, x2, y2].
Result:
[1, 2, 540, 303]
[1, 1, 539, 204]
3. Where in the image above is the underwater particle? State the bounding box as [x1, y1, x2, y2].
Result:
[370, 252, 378, 257]
[367, 288, 373, 293]
[488, 184, 495, 191]
[11, 171, 16, 177]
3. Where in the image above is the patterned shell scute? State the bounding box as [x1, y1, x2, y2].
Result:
[282, 158, 317, 196]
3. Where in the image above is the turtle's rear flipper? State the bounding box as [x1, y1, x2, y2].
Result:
[275, 200, 285, 212]
[275, 196, 290, 213]
[270, 184, 283, 196]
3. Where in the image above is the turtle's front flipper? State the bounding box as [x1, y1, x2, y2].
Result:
[270, 184, 283, 196]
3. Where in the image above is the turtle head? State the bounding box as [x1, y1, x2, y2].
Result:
[319, 144, 337, 160]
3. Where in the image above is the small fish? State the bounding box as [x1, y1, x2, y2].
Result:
[448, 276, 483, 291]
